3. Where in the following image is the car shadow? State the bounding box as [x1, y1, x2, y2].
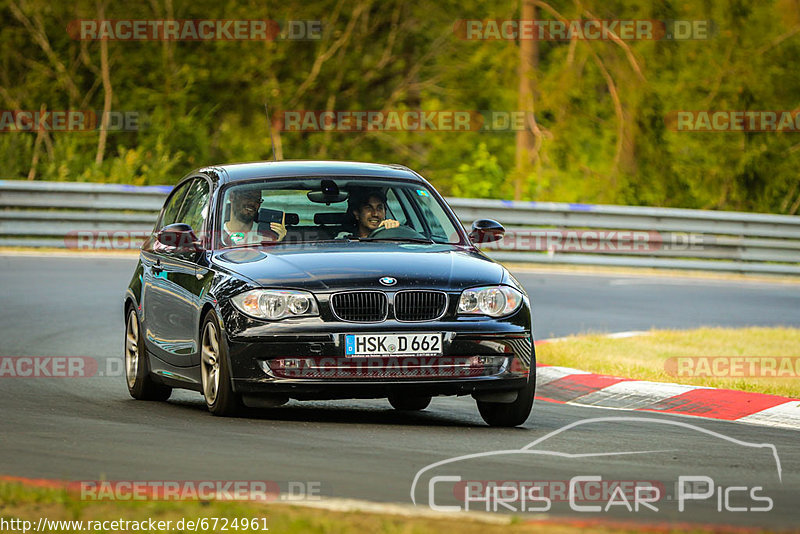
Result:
[161, 395, 514, 428]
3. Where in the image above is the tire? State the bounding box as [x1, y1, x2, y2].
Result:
[388, 394, 432, 411]
[124, 307, 171, 401]
[200, 310, 242, 416]
[476, 380, 535, 427]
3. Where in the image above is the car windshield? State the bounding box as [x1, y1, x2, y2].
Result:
[216, 177, 464, 249]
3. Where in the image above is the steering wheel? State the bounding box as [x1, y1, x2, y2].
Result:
[368, 225, 387, 237]
[367, 224, 425, 239]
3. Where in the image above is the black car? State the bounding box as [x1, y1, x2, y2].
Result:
[123, 160, 536, 426]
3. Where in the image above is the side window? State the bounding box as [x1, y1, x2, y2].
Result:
[416, 195, 447, 237]
[158, 182, 191, 229]
[177, 178, 210, 232]
[385, 189, 408, 226]
[404, 187, 452, 241]
[392, 188, 423, 231]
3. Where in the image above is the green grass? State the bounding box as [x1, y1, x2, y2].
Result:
[0, 480, 675, 534]
[536, 327, 800, 398]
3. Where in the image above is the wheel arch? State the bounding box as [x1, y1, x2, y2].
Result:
[199, 301, 217, 334]
[123, 291, 138, 316]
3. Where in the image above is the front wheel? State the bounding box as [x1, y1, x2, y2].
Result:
[125, 307, 171, 401]
[476, 381, 535, 427]
[201, 310, 242, 416]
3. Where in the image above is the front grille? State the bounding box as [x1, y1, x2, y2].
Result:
[265, 356, 505, 379]
[331, 291, 388, 322]
[394, 291, 447, 321]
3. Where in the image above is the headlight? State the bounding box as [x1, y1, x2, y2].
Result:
[231, 289, 319, 320]
[458, 286, 523, 317]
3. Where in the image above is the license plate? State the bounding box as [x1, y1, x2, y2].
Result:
[344, 333, 442, 357]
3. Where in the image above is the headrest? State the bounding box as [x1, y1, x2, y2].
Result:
[314, 212, 349, 225]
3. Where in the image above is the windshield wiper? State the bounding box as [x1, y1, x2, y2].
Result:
[259, 239, 345, 246]
[357, 237, 435, 244]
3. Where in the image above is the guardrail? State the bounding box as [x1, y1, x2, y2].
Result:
[2, 180, 799, 275]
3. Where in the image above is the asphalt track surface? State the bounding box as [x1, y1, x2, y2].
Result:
[1, 255, 798, 529]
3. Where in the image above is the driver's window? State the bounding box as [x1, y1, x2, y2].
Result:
[159, 182, 191, 229]
[177, 178, 210, 232]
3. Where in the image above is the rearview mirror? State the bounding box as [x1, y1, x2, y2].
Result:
[156, 223, 202, 253]
[469, 219, 505, 244]
[307, 179, 349, 204]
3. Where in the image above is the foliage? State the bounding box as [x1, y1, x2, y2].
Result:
[1, 0, 799, 213]
[451, 142, 510, 199]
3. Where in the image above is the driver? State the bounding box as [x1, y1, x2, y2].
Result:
[224, 189, 286, 245]
[350, 190, 399, 238]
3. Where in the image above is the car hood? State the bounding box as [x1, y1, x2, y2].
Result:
[211, 243, 505, 291]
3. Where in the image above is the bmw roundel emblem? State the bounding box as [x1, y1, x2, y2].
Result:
[379, 276, 397, 286]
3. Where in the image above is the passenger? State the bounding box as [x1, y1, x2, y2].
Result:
[224, 189, 286, 244]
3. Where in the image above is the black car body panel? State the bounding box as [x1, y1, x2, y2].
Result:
[212, 244, 505, 291]
[124, 161, 535, 419]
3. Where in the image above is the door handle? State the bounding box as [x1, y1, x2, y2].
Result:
[152, 260, 163, 274]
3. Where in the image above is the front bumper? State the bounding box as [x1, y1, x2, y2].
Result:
[225, 319, 534, 400]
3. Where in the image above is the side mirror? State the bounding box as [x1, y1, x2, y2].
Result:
[469, 219, 505, 244]
[156, 223, 202, 253]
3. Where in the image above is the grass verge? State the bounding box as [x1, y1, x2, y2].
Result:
[0, 480, 683, 534]
[536, 327, 800, 398]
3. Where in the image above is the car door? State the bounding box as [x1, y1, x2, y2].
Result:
[141, 177, 211, 367]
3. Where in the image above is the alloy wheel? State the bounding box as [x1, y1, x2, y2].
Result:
[201, 321, 221, 405]
[125, 310, 139, 389]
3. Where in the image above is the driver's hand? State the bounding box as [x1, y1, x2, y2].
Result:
[379, 219, 400, 230]
[270, 222, 287, 241]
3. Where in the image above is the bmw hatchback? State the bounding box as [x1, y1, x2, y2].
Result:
[124, 161, 536, 426]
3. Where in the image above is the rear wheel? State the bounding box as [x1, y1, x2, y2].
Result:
[388, 394, 432, 411]
[201, 310, 242, 416]
[125, 307, 171, 401]
[476, 381, 534, 427]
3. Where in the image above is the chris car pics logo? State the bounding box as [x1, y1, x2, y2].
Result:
[410, 417, 781, 514]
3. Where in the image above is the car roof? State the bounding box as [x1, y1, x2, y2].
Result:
[197, 160, 423, 185]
